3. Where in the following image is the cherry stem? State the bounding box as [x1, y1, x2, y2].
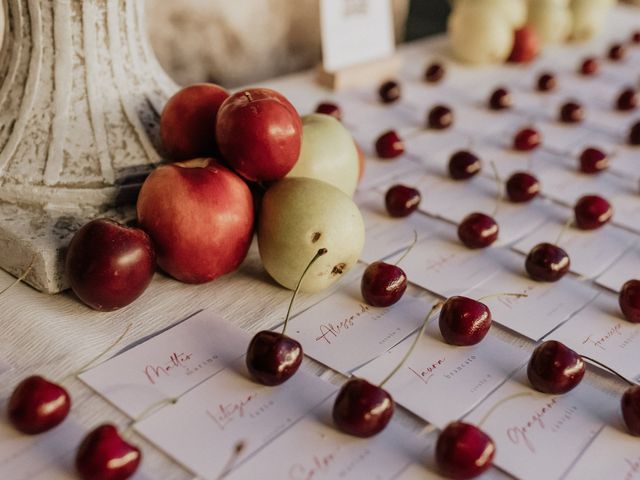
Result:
[580, 355, 636, 386]
[379, 301, 443, 388]
[477, 292, 529, 302]
[477, 392, 536, 428]
[281, 248, 328, 336]
[216, 441, 246, 480]
[555, 216, 573, 246]
[0, 255, 35, 297]
[123, 397, 179, 437]
[490, 160, 503, 218]
[394, 230, 418, 266]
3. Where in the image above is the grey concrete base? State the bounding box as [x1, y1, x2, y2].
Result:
[0, 203, 136, 294]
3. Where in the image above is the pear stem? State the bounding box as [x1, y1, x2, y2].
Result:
[379, 301, 443, 388]
[216, 441, 246, 480]
[281, 248, 328, 336]
[555, 216, 573, 246]
[394, 230, 418, 266]
[581, 355, 636, 386]
[490, 160, 503, 218]
[477, 293, 529, 303]
[0, 256, 35, 296]
[477, 392, 536, 428]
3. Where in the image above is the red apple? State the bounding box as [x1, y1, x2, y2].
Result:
[65, 219, 155, 311]
[216, 88, 302, 182]
[136, 158, 254, 284]
[160, 83, 229, 160]
[508, 26, 540, 63]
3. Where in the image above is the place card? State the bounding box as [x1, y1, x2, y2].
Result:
[225, 395, 428, 480]
[395, 459, 511, 480]
[596, 246, 640, 293]
[79, 310, 250, 418]
[465, 249, 599, 340]
[353, 321, 532, 428]
[465, 367, 621, 480]
[135, 359, 336, 480]
[549, 292, 640, 383]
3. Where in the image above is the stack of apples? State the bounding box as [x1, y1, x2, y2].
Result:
[66, 84, 365, 311]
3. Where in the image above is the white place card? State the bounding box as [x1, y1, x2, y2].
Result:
[79, 310, 250, 418]
[596, 246, 640, 293]
[135, 359, 336, 480]
[353, 322, 532, 428]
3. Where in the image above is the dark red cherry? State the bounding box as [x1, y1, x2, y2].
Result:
[315, 102, 342, 121]
[448, 151, 481, 180]
[439, 296, 491, 346]
[574, 195, 613, 230]
[488, 87, 512, 110]
[379, 80, 401, 104]
[537, 72, 557, 92]
[7, 375, 71, 434]
[332, 378, 394, 438]
[579, 147, 609, 173]
[622, 385, 640, 436]
[428, 105, 454, 130]
[616, 88, 638, 111]
[513, 127, 541, 151]
[246, 331, 302, 386]
[580, 57, 599, 76]
[527, 340, 585, 394]
[559, 101, 585, 124]
[424, 63, 446, 83]
[632, 31, 640, 44]
[375, 130, 404, 159]
[619, 279, 640, 323]
[75, 424, 141, 480]
[506, 172, 540, 203]
[457, 213, 499, 249]
[436, 422, 496, 480]
[385, 184, 421, 217]
[361, 262, 407, 307]
[629, 121, 640, 146]
[525, 242, 570, 282]
[608, 43, 626, 61]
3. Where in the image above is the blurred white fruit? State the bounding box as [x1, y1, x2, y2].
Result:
[455, 0, 527, 28]
[528, 0, 573, 44]
[570, 0, 613, 41]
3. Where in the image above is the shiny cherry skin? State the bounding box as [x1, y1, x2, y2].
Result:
[616, 88, 638, 111]
[449, 151, 481, 180]
[527, 340, 585, 394]
[436, 422, 496, 480]
[424, 63, 445, 83]
[513, 128, 541, 151]
[315, 102, 342, 121]
[506, 172, 540, 203]
[559, 101, 585, 124]
[246, 331, 302, 386]
[629, 121, 640, 146]
[7, 376, 71, 434]
[332, 378, 394, 438]
[525, 243, 570, 282]
[622, 385, 640, 436]
[379, 80, 401, 104]
[580, 57, 599, 76]
[619, 279, 640, 323]
[632, 31, 640, 44]
[608, 43, 626, 61]
[458, 213, 499, 249]
[439, 296, 491, 346]
[361, 262, 407, 307]
[488, 87, 512, 110]
[76, 424, 141, 480]
[574, 195, 613, 230]
[428, 105, 454, 130]
[375, 130, 404, 159]
[385, 184, 421, 217]
[579, 147, 609, 173]
[537, 72, 557, 92]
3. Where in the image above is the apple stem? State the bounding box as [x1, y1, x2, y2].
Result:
[281, 248, 328, 336]
[555, 216, 573, 245]
[0, 255, 35, 297]
[581, 355, 636, 386]
[490, 161, 503, 218]
[477, 292, 529, 302]
[216, 441, 246, 480]
[394, 230, 418, 266]
[379, 301, 443, 388]
[477, 392, 536, 428]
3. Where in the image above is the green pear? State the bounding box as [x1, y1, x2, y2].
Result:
[287, 114, 359, 197]
[258, 177, 364, 293]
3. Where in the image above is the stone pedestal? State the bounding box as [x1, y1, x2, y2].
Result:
[0, 0, 176, 293]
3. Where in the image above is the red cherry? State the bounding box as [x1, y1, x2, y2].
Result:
[616, 88, 638, 111]
[629, 121, 640, 146]
[436, 422, 496, 480]
[525, 243, 570, 282]
[632, 31, 640, 44]
[315, 102, 342, 121]
[608, 43, 626, 61]
[580, 57, 599, 76]
[428, 105, 454, 130]
[513, 128, 541, 151]
[448, 150, 481, 180]
[527, 340, 585, 394]
[75, 424, 141, 480]
[385, 184, 421, 217]
[488, 88, 512, 110]
[332, 378, 394, 438]
[559, 101, 585, 124]
[622, 385, 640, 436]
[619, 279, 640, 323]
[506, 172, 540, 203]
[457, 213, 499, 249]
[536, 72, 557, 92]
[579, 147, 609, 173]
[246, 331, 303, 386]
[7, 376, 71, 434]
[379, 80, 401, 103]
[375, 130, 404, 159]
[439, 296, 491, 346]
[574, 195, 613, 230]
[361, 261, 407, 307]
[424, 63, 446, 83]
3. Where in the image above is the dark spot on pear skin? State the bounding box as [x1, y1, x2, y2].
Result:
[311, 232, 322, 243]
[332, 263, 346, 275]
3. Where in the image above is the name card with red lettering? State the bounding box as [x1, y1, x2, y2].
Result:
[134, 359, 336, 480]
[549, 292, 640, 383]
[79, 310, 250, 418]
[597, 246, 640, 293]
[353, 320, 532, 429]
